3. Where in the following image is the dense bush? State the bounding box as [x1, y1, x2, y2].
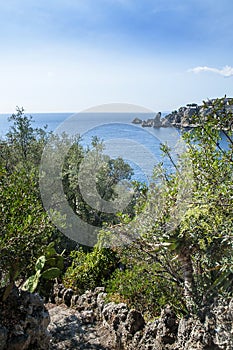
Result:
[0, 109, 135, 301]
[0, 109, 55, 301]
[106, 262, 186, 317]
[101, 97, 233, 314]
[0, 166, 54, 300]
[63, 245, 118, 294]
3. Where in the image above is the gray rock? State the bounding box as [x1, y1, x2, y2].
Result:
[48, 306, 83, 348]
[48, 305, 112, 349]
[153, 112, 162, 127]
[0, 327, 8, 350]
[0, 286, 50, 350]
[80, 310, 96, 324]
[102, 302, 128, 324]
[97, 292, 107, 313]
[142, 119, 154, 127]
[136, 321, 159, 350]
[161, 118, 171, 127]
[71, 294, 79, 307]
[132, 117, 143, 124]
[75, 290, 98, 312]
[48, 285, 233, 349]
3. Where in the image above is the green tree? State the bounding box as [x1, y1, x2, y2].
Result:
[0, 109, 57, 301]
[0, 109, 136, 302]
[63, 243, 118, 294]
[0, 166, 54, 301]
[105, 97, 233, 313]
[62, 137, 134, 227]
[0, 107, 48, 172]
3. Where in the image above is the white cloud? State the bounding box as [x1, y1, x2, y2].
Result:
[189, 65, 233, 77]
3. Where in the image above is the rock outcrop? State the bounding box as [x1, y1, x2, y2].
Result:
[132, 117, 142, 125]
[0, 286, 50, 350]
[132, 98, 233, 129]
[141, 112, 163, 128]
[134, 106, 198, 129]
[48, 284, 233, 350]
[47, 304, 110, 350]
[165, 104, 200, 128]
[1, 284, 232, 349]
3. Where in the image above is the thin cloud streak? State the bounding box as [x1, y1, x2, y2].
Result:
[189, 65, 233, 77]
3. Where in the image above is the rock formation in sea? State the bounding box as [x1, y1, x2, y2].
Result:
[132, 97, 233, 129]
[132, 117, 143, 125]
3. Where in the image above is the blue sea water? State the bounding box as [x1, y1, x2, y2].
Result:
[0, 112, 230, 183]
[0, 113, 72, 137]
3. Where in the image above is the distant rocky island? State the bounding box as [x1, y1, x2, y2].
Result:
[132, 98, 233, 128]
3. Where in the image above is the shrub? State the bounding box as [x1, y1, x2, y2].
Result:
[106, 262, 186, 318]
[62, 245, 118, 294]
[0, 167, 54, 301]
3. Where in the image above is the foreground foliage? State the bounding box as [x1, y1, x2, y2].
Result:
[0, 109, 54, 300]
[63, 244, 118, 294]
[0, 108, 134, 300]
[0, 98, 232, 318]
[104, 97, 233, 314]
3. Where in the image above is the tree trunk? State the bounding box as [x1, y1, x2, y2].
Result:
[178, 247, 195, 311]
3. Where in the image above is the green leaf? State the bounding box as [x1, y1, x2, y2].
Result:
[44, 242, 57, 257]
[55, 256, 64, 271]
[41, 267, 61, 280]
[35, 256, 46, 272]
[22, 273, 40, 293]
[45, 258, 57, 267]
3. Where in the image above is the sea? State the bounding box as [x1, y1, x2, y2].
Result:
[0, 112, 230, 184]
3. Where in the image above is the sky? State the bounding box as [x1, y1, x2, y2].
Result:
[0, 0, 233, 113]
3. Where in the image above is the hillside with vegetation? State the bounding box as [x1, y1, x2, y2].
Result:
[0, 97, 232, 349]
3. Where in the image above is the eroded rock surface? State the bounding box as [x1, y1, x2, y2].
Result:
[48, 285, 233, 350]
[48, 304, 111, 350]
[1, 284, 232, 350]
[0, 286, 50, 350]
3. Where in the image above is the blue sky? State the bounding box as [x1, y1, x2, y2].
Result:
[0, 0, 233, 112]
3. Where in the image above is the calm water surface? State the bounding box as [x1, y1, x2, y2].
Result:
[0, 112, 229, 183]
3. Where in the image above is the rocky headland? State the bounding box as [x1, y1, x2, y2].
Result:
[132, 98, 233, 129]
